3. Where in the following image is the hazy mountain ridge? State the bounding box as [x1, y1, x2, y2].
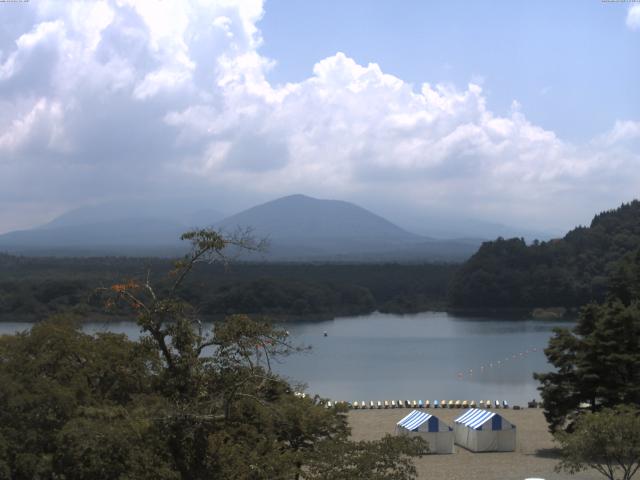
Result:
[0, 194, 482, 261]
[39, 200, 224, 230]
[216, 194, 420, 241]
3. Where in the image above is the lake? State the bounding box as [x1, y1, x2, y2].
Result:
[0, 311, 570, 405]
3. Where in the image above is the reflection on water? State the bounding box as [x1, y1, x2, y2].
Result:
[0, 311, 571, 405]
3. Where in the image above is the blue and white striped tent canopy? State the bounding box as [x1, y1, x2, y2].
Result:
[454, 408, 507, 430]
[453, 408, 515, 451]
[397, 410, 454, 453]
[397, 410, 441, 432]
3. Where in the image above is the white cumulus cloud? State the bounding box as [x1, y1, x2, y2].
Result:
[0, 0, 638, 234]
[627, 5, 640, 30]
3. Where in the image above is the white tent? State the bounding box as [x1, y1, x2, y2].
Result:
[453, 408, 516, 452]
[395, 410, 454, 454]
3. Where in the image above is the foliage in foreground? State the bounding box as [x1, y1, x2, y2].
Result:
[555, 406, 640, 480]
[0, 229, 427, 479]
[306, 435, 428, 480]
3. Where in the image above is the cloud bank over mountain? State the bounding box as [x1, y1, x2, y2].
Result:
[0, 0, 638, 234]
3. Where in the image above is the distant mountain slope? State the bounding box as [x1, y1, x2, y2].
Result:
[40, 199, 223, 230]
[217, 194, 419, 241]
[0, 219, 185, 247]
[215, 194, 479, 261]
[0, 199, 224, 255]
[0, 194, 481, 261]
[449, 200, 640, 309]
[400, 215, 555, 242]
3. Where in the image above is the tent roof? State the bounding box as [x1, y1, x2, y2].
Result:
[397, 410, 433, 431]
[454, 409, 500, 430]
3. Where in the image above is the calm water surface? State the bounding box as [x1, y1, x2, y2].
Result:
[0, 312, 570, 405]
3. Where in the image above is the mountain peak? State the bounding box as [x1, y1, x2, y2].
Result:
[218, 195, 418, 241]
[279, 193, 314, 201]
[0, 194, 483, 261]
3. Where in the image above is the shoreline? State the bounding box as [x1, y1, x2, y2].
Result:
[0, 307, 580, 324]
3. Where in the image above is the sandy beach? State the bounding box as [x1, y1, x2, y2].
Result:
[348, 408, 604, 480]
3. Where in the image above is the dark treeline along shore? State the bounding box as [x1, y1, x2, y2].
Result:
[1, 200, 639, 322]
[0, 256, 455, 321]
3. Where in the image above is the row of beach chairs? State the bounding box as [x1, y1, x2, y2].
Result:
[325, 399, 509, 409]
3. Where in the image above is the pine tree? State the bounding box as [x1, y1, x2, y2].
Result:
[535, 248, 640, 432]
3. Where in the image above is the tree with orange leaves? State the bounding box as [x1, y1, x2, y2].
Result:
[0, 228, 426, 480]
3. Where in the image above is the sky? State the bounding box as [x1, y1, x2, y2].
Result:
[0, 0, 638, 236]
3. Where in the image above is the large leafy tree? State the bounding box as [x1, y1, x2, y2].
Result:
[0, 317, 167, 480]
[535, 249, 640, 432]
[306, 435, 428, 480]
[0, 229, 427, 479]
[555, 406, 640, 480]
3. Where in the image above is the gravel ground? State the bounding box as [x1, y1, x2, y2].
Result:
[348, 408, 605, 480]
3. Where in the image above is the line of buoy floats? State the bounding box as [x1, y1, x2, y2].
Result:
[455, 346, 542, 380]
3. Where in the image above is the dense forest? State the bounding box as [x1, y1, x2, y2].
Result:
[449, 201, 640, 310]
[0, 255, 456, 321]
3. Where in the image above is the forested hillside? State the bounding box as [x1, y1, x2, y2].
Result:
[449, 200, 640, 309]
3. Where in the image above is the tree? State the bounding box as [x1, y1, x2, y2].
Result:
[450, 200, 640, 310]
[53, 406, 178, 480]
[103, 228, 428, 478]
[555, 406, 640, 480]
[0, 316, 161, 479]
[0, 228, 427, 479]
[305, 435, 428, 480]
[535, 248, 640, 432]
